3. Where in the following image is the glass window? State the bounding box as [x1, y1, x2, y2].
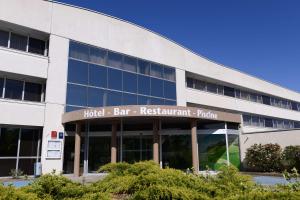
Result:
[89, 64, 107, 88]
[151, 97, 164, 105]
[137, 75, 150, 95]
[265, 118, 273, 128]
[138, 95, 151, 105]
[240, 91, 249, 100]
[4, 79, 23, 100]
[164, 81, 176, 100]
[259, 117, 265, 127]
[18, 159, 35, 175]
[0, 77, 3, 97]
[243, 115, 251, 126]
[137, 60, 150, 75]
[123, 93, 137, 105]
[194, 80, 206, 90]
[123, 72, 137, 93]
[150, 63, 163, 78]
[249, 93, 257, 102]
[89, 47, 106, 65]
[164, 67, 175, 81]
[251, 116, 259, 126]
[151, 78, 164, 98]
[66, 84, 87, 106]
[235, 89, 241, 98]
[68, 59, 88, 84]
[291, 101, 298, 111]
[28, 37, 45, 55]
[217, 85, 224, 95]
[107, 90, 122, 106]
[10, 33, 27, 51]
[123, 56, 137, 72]
[19, 129, 39, 156]
[24, 82, 42, 102]
[206, 83, 217, 93]
[164, 100, 176, 105]
[107, 51, 122, 69]
[69, 41, 89, 61]
[186, 77, 194, 88]
[294, 121, 300, 128]
[0, 30, 9, 47]
[257, 95, 263, 103]
[88, 87, 104, 107]
[0, 128, 19, 156]
[66, 106, 82, 112]
[107, 68, 122, 90]
[224, 86, 235, 97]
[262, 95, 271, 105]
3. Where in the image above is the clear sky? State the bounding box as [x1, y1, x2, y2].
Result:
[59, 0, 300, 93]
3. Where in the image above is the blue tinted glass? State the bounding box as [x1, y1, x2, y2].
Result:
[107, 90, 122, 106]
[123, 56, 137, 72]
[89, 47, 106, 65]
[89, 64, 107, 88]
[88, 87, 104, 107]
[68, 59, 88, 84]
[123, 93, 137, 105]
[151, 97, 164, 105]
[138, 75, 150, 95]
[164, 81, 176, 100]
[66, 84, 87, 106]
[0, 78, 4, 97]
[138, 95, 151, 105]
[108, 68, 122, 90]
[66, 106, 82, 112]
[107, 51, 122, 69]
[164, 67, 176, 82]
[137, 60, 150, 75]
[151, 78, 164, 98]
[164, 100, 177, 105]
[150, 63, 163, 78]
[123, 72, 137, 93]
[69, 42, 89, 61]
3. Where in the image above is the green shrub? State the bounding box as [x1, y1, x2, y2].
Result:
[0, 185, 39, 200]
[281, 145, 300, 171]
[244, 143, 282, 172]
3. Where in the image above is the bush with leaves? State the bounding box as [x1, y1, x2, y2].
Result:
[281, 145, 300, 171]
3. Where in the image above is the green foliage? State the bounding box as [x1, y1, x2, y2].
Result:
[281, 145, 300, 171]
[244, 143, 282, 172]
[0, 185, 39, 200]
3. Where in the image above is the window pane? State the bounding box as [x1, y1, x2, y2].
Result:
[206, 83, 217, 93]
[122, 93, 137, 105]
[165, 100, 176, 105]
[108, 68, 122, 90]
[66, 106, 82, 112]
[4, 79, 23, 100]
[18, 159, 35, 175]
[151, 97, 164, 105]
[243, 115, 251, 126]
[10, 33, 27, 51]
[69, 41, 89, 61]
[123, 72, 137, 93]
[138, 75, 150, 95]
[164, 81, 176, 100]
[0, 77, 3, 97]
[224, 86, 235, 97]
[0, 128, 19, 156]
[0, 159, 16, 177]
[28, 38, 45, 55]
[24, 82, 42, 102]
[107, 90, 122, 106]
[151, 78, 164, 98]
[186, 77, 194, 88]
[138, 60, 150, 75]
[89, 64, 107, 88]
[262, 95, 271, 105]
[240, 91, 249, 100]
[138, 95, 151, 105]
[217, 85, 224, 95]
[265, 118, 273, 127]
[107, 51, 122, 69]
[249, 93, 257, 102]
[195, 80, 206, 90]
[164, 67, 175, 81]
[291, 101, 298, 111]
[0, 30, 9, 47]
[150, 63, 163, 78]
[89, 47, 106, 65]
[251, 116, 259, 126]
[123, 56, 137, 72]
[68, 59, 88, 84]
[88, 87, 104, 107]
[66, 84, 87, 106]
[19, 129, 39, 156]
[235, 89, 241, 98]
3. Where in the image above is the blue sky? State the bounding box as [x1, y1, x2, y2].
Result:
[59, 0, 300, 92]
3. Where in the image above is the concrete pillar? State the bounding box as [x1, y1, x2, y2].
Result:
[153, 119, 159, 163]
[191, 119, 199, 173]
[74, 122, 81, 177]
[111, 122, 117, 163]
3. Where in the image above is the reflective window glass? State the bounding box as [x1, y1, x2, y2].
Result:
[137, 60, 150, 75]
[265, 118, 273, 127]
[151, 97, 164, 105]
[10, 33, 27, 51]
[123, 93, 137, 105]
[150, 63, 163, 78]
[89, 47, 106, 65]
[107, 51, 122, 69]
[4, 79, 23, 100]
[243, 115, 251, 126]
[138, 95, 151, 105]
[0, 159, 16, 177]
[123, 72, 137, 93]
[164, 81, 176, 100]
[66, 84, 87, 106]
[107, 68, 122, 90]
[107, 90, 122, 106]
[88, 87, 104, 107]
[206, 83, 217, 93]
[123, 56, 137, 72]
[217, 85, 224, 95]
[251, 116, 259, 126]
[68, 59, 88, 84]
[19, 129, 39, 156]
[24, 82, 42, 102]
[164, 100, 176, 105]
[186, 77, 194, 88]
[151, 78, 164, 98]
[294, 121, 300, 128]
[0, 78, 3, 97]
[291, 101, 298, 111]
[89, 64, 107, 88]
[262, 95, 271, 105]
[28, 37, 45, 55]
[240, 91, 249, 100]
[0, 30, 9, 47]
[18, 159, 35, 175]
[164, 67, 175, 81]
[69, 42, 89, 61]
[250, 93, 257, 102]
[195, 80, 206, 90]
[0, 128, 19, 156]
[137, 75, 150, 95]
[235, 89, 241, 98]
[66, 106, 82, 112]
[224, 86, 235, 97]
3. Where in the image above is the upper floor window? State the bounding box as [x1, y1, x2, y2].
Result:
[0, 30, 9, 47]
[28, 38, 46, 55]
[10, 33, 27, 51]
